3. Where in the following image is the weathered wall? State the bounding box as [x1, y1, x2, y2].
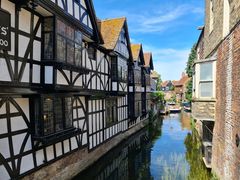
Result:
[192, 101, 215, 120]
[204, 0, 224, 58]
[212, 23, 240, 180]
[22, 119, 149, 180]
[204, 0, 240, 58]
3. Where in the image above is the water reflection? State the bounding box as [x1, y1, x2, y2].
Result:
[73, 112, 212, 180]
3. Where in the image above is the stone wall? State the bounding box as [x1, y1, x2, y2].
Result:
[192, 100, 215, 120]
[23, 119, 149, 180]
[212, 23, 240, 180]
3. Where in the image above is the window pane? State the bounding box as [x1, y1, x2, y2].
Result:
[106, 98, 117, 126]
[88, 46, 96, 60]
[75, 31, 82, 44]
[66, 26, 74, 40]
[43, 98, 54, 135]
[57, 35, 66, 62]
[200, 63, 213, 81]
[44, 33, 54, 60]
[200, 82, 213, 97]
[65, 98, 73, 128]
[54, 98, 63, 132]
[67, 40, 74, 64]
[57, 19, 66, 36]
[75, 44, 82, 66]
[111, 57, 118, 80]
[43, 18, 54, 32]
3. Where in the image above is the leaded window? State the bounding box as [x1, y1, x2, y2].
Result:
[56, 19, 82, 66]
[33, 96, 73, 136]
[105, 98, 118, 126]
[42, 17, 83, 67]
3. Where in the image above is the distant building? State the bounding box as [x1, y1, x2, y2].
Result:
[161, 81, 174, 91]
[172, 73, 189, 102]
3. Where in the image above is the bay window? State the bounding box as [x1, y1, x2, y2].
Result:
[32, 96, 74, 137]
[193, 59, 216, 99]
[42, 17, 83, 67]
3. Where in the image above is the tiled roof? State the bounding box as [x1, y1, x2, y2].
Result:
[131, 44, 141, 61]
[144, 52, 152, 67]
[151, 71, 159, 79]
[174, 75, 189, 86]
[98, 17, 126, 50]
[161, 81, 170, 87]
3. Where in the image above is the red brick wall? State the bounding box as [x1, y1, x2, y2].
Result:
[212, 23, 240, 179]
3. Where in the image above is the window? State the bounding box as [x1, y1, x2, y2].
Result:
[105, 98, 118, 126]
[134, 93, 142, 117]
[199, 62, 213, 97]
[56, 19, 83, 66]
[134, 69, 141, 84]
[111, 57, 127, 82]
[33, 96, 73, 136]
[42, 18, 83, 66]
[88, 46, 96, 60]
[43, 17, 54, 60]
[111, 56, 118, 81]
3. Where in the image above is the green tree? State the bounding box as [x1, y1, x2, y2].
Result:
[156, 73, 162, 91]
[150, 91, 165, 104]
[185, 44, 196, 102]
[186, 44, 197, 77]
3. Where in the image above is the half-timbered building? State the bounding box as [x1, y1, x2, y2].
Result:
[129, 44, 145, 126]
[0, 0, 155, 179]
[143, 53, 154, 114]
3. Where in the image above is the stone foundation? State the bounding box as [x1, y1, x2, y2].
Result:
[23, 119, 149, 180]
[192, 100, 215, 120]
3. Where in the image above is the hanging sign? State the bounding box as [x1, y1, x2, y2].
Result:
[0, 9, 11, 51]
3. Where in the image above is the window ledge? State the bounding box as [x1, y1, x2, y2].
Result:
[33, 127, 81, 146]
[42, 61, 91, 73]
[192, 98, 216, 102]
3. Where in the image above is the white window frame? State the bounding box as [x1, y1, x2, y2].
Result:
[194, 59, 216, 99]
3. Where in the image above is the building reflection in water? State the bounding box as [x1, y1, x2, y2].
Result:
[73, 114, 212, 180]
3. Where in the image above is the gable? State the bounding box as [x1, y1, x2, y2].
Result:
[131, 44, 144, 64]
[115, 27, 130, 59]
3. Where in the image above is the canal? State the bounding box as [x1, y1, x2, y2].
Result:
[73, 112, 213, 180]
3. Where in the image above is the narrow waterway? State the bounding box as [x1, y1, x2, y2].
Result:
[73, 112, 213, 180]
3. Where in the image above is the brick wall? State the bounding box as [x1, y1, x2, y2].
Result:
[212, 23, 240, 180]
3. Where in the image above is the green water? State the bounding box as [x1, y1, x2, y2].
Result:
[74, 112, 213, 180]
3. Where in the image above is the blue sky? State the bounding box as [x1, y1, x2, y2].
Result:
[93, 0, 204, 80]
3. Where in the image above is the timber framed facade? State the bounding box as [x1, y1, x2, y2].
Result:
[0, 0, 156, 179]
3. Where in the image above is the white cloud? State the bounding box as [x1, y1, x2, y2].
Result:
[129, 5, 203, 33]
[143, 45, 190, 80]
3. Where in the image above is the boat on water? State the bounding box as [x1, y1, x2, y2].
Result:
[182, 102, 191, 112]
[169, 106, 182, 113]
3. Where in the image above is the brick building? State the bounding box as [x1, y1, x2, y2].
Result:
[192, 0, 240, 179]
